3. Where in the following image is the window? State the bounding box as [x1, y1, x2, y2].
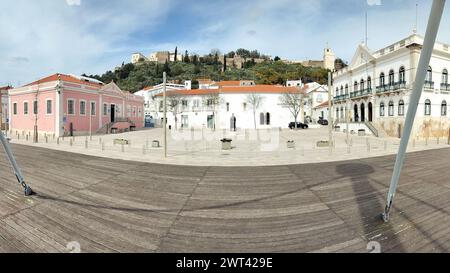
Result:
[46, 100, 52, 114]
[103, 104, 108, 116]
[193, 100, 200, 108]
[243, 103, 247, 111]
[442, 69, 448, 85]
[388, 101, 394, 116]
[360, 79, 365, 91]
[354, 81, 358, 92]
[159, 101, 163, 111]
[68, 100, 75, 115]
[80, 101, 86, 115]
[133, 106, 136, 117]
[426, 66, 433, 82]
[425, 99, 431, 116]
[380, 73, 385, 86]
[442, 100, 447, 116]
[345, 84, 348, 94]
[91, 102, 96, 116]
[340, 86, 344, 95]
[336, 87, 339, 95]
[13, 103, 17, 115]
[182, 100, 188, 107]
[389, 70, 395, 86]
[23, 102, 29, 115]
[398, 100, 405, 116]
[380, 102, 385, 116]
[340, 107, 344, 119]
[33, 100, 38, 115]
[399, 67, 406, 83]
[266, 113, 271, 125]
[226, 103, 230, 112]
[367, 77, 372, 89]
[260, 113, 265, 125]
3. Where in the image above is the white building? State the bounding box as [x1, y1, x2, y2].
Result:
[141, 82, 308, 130]
[333, 33, 450, 138]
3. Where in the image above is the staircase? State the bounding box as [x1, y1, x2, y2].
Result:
[364, 121, 388, 138]
[96, 118, 136, 134]
[364, 122, 379, 137]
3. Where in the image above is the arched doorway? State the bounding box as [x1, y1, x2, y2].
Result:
[368, 102, 373, 122]
[360, 103, 365, 122]
[354, 104, 359, 122]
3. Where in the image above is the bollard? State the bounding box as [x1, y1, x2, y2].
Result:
[99, 137, 102, 145]
[85, 139, 88, 149]
[146, 139, 149, 149]
[45, 136, 48, 143]
[70, 139, 73, 146]
[366, 138, 370, 152]
[384, 140, 387, 150]
[102, 142, 105, 151]
[437, 137, 440, 145]
[425, 137, 428, 146]
[142, 145, 146, 155]
[121, 143, 124, 152]
[300, 146, 304, 156]
[26, 135, 28, 141]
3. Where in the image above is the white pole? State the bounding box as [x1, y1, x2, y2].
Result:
[163, 72, 167, 158]
[382, 0, 446, 222]
[328, 72, 333, 155]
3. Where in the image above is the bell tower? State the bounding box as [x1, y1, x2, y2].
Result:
[323, 44, 336, 71]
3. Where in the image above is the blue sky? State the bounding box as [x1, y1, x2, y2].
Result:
[1, 0, 449, 86]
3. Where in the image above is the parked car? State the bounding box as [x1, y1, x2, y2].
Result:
[318, 118, 329, 125]
[289, 122, 309, 129]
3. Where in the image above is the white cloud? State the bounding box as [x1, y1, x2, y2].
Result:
[66, 0, 81, 6]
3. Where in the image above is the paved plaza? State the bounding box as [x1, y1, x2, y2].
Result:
[0, 144, 449, 252]
[7, 127, 450, 166]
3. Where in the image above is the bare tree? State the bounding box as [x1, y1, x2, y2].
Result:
[202, 91, 222, 130]
[167, 94, 185, 130]
[246, 93, 264, 129]
[279, 88, 304, 129]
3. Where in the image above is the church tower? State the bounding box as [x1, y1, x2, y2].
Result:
[323, 45, 336, 71]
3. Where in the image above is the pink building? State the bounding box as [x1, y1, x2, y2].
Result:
[9, 73, 144, 137]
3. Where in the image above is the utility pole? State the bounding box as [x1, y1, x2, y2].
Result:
[382, 0, 445, 222]
[346, 99, 350, 153]
[328, 71, 333, 155]
[89, 102, 92, 141]
[163, 72, 167, 158]
[33, 83, 39, 143]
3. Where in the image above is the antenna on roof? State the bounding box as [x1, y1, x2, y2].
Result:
[413, 2, 418, 33]
[365, 11, 368, 46]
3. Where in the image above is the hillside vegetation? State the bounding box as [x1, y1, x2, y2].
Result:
[84, 54, 330, 93]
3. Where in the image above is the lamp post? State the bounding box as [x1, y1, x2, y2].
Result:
[327, 71, 333, 155]
[382, 0, 446, 222]
[163, 72, 167, 158]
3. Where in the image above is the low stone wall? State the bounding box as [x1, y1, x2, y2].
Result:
[375, 117, 450, 139]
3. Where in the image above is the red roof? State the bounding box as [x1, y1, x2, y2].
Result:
[213, 81, 242, 87]
[24, 73, 102, 88]
[0, 86, 12, 91]
[314, 101, 330, 109]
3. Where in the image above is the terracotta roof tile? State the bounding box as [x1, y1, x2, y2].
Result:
[24, 73, 102, 88]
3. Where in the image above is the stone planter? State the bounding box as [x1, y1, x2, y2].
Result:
[358, 129, 366, 136]
[221, 138, 232, 150]
[317, 140, 330, 148]
[152, 140, 160, 148]
[334, 126, 340, 132]
[114, 139, 129, 145]
[287, 140, 295, 149]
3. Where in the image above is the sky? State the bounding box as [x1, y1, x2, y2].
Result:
[1, 0, 450, 87]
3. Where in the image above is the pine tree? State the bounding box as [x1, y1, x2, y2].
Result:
[223, 54, 227, 72]
[184, 50, 190, 63]
[174, 46, 178, 62]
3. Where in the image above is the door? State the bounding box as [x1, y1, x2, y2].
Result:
[368, 102, 373, 122]
[207, 115, 214, 129]
[360, 103, 365, 122]
[110, 104, 115, 123]
[354, 104, 358, 122]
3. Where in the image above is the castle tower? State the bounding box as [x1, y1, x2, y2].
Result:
[323, 45, 336, 71]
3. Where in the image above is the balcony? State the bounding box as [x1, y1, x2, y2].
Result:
[440, 83, 450, 92]
[376, 81, 407, 95]
[350, 88, 372, 99]
[333, 94, 349, 102]
[424, 81, 435, 91]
